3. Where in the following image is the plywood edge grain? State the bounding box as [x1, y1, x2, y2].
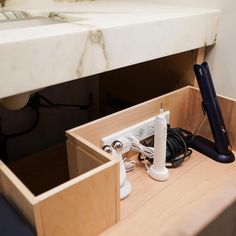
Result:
[35, 159, 118, 202]
[66, 134, 117, 163]
[33, 204, 45, 236]
[0, 160, 38, 228]
[0, 161, 36, 202]
[114, 160, 121, 223]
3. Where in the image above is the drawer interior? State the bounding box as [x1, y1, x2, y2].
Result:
[5, 142, 109, 196]
[1, 85, 235, 235]
[68, 86, 236, 150]
[0, 139, 117, 235]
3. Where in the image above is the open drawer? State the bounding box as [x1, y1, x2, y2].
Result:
[66, 86, 236, 235]
[0, 139, 119, 235]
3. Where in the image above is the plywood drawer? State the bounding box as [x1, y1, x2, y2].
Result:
[66, 86, 236, 235]
[0, 138, 119, 235]
[67, 86, 236, 150]
[1, 86, 236, 236]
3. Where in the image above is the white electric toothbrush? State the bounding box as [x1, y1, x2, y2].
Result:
[148, 106, 169, 181]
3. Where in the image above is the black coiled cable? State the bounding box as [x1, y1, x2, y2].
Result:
[138, 125, 193, 167]
[166, 127, 192, 167]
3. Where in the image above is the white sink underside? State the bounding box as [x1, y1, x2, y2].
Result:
[0, 1, 220, 99]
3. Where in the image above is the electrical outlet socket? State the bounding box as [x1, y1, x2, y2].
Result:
[101, 111, 170, 148]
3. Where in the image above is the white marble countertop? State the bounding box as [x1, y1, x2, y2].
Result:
[0, 1, 220, 99]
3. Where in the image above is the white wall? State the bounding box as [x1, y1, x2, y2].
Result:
[153, 0, 236, 99]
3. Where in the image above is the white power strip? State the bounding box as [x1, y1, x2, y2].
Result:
[101, 111, 170, 149]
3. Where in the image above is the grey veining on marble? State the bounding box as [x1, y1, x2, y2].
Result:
[0, 1, 220, 99]
[0, 0, 6, 8]
[76, 29, 109, 77]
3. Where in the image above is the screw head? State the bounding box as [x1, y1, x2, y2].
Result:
[112, 140, 123, 152]
[102, 145, 113, 153]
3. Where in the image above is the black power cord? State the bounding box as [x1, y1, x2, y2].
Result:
[35, 93, 90, 111]
[166, 127, 193, 167]
[0, 92, 91, 163]
[6, 110, 39, 139]
[139, 125, 193, 167]
[0, 97, 39, 163]
[2, 95, 40, 139]
[2, 92, 90, 139]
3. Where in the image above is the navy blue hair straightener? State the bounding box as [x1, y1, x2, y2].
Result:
[190, 62, 235, 163]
